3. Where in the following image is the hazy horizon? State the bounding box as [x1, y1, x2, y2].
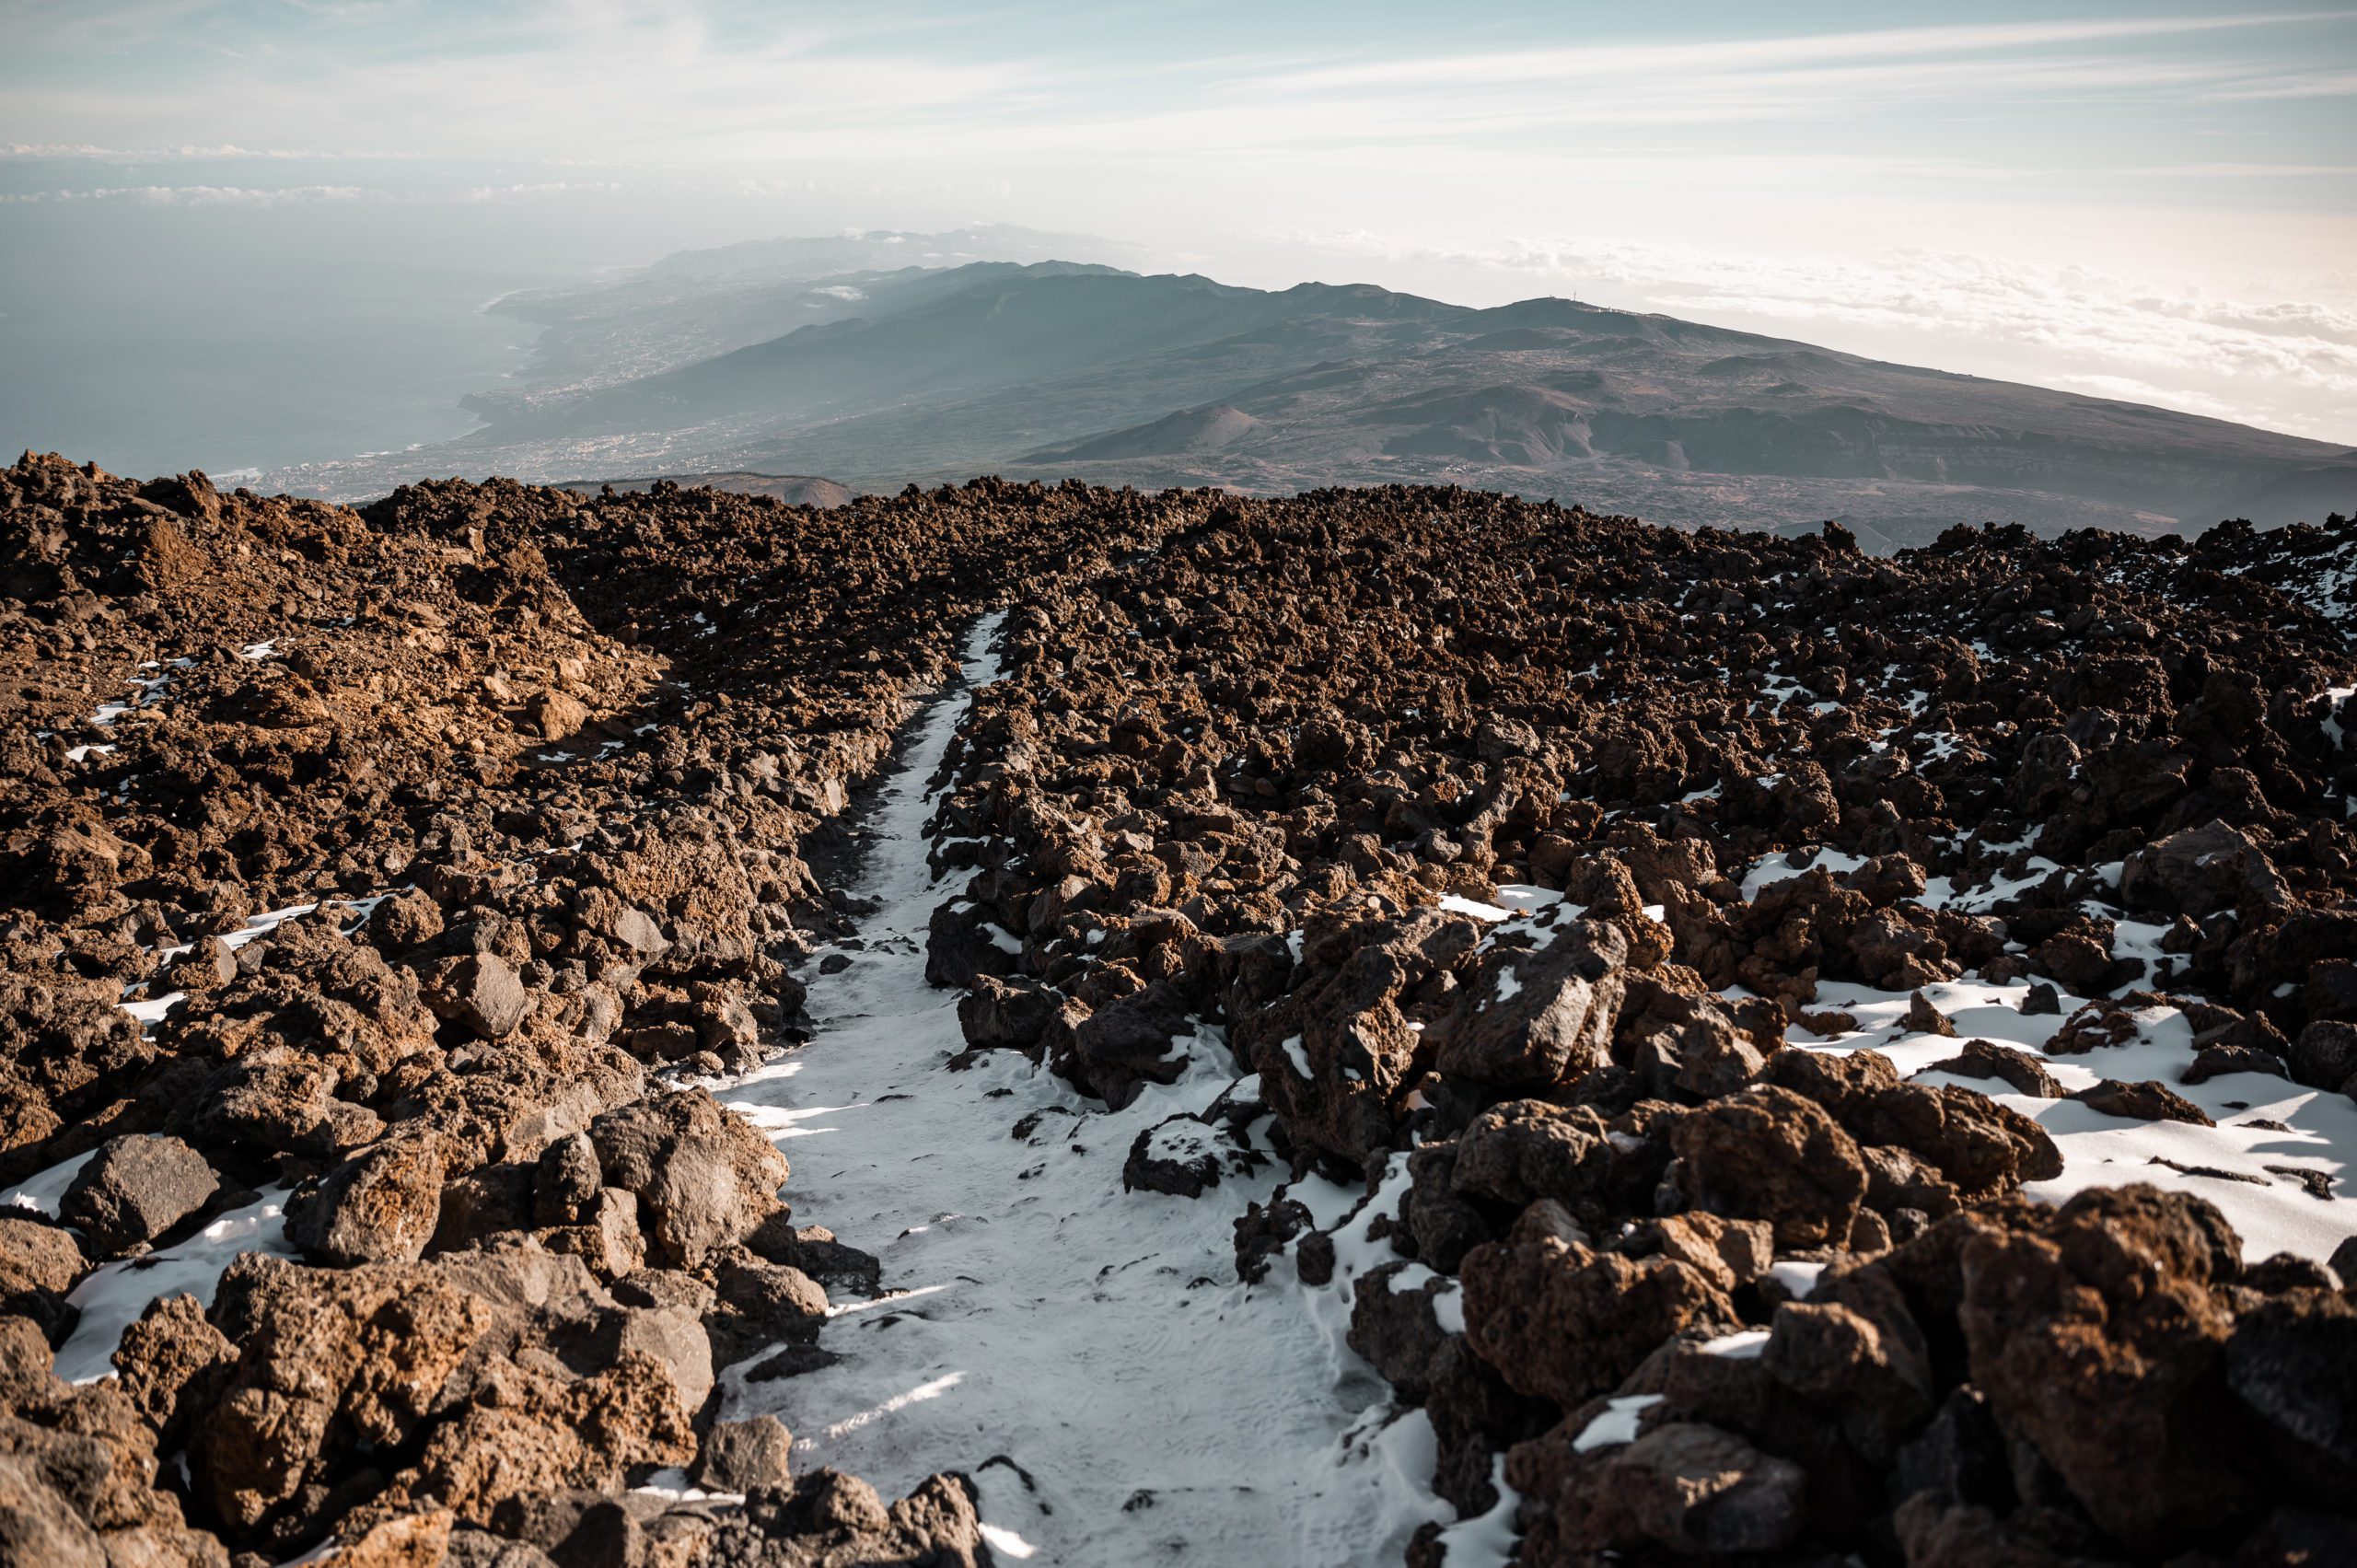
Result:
[5, 2, 2354, 479]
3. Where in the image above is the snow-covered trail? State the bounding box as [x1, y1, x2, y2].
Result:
[714, 614, 1468, 1566]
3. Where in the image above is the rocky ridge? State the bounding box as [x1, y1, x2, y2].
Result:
[2, 451, 2355, 1564]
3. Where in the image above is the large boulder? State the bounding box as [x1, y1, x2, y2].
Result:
[1460, 1219, 1736, 1410]
[1671, 1086, 1868, 1249]
[2223, 1290, 2357, 1511]
[704, 1469, 990, 1566]
[1234, 909, 1479, 1170]
[1448, 1100, 1615, 1211]
[284, 1133, 450, 1266]
[421, 953, 532, 1040]
[1509, 1420, 1808, 1560]
[588, 1089, 788, 1268]
[0, 1216, 87, 1342]
[1059, 979, 1197, 1107]
[1429, 920, 1628, 1089]
[2120, 819, 2292, 918]
[1957, 1185, 2252, 1551]
[59, 1135, 218, 1257]
[1617, 980, 1781, 1099]
[0, 1453, 107, 1568]
[1845, 1082, 2064, 1202]
[192, 1246, 698, 1548]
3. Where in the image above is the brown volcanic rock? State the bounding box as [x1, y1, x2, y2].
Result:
[589, 1087, 790, 1270]
[284, 1131, 451, 1265]
[1845, 1081, 2065, 1202]
[1957, 1186, 2254, 1551]
[2121, 819, 2293, 918]
[0, 1218, 87, 1342]
[59, 1134, 217, 1257]
[188, 1246, 702, 1551]
[1447, 1099, 1617, 1211]
[1233, 908, 1480, 1171]
[192, 1255, 504, 1538]
[1508, 1420, 1809, 1561]
[1460, 1225, 1736, 1411]
[0, 970, 149, 1154]
[1429, 919, 1628, 1089]
[1670, 1086, 1869, 1249]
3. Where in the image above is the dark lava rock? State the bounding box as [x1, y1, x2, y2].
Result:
[423, 951, 532, 1040]
[1429, 921, 1627, 1089]
[1671, 1086, 1867, 1249]
[284, 1132, 449, 1265]
[693, 1414, 795, 1494]
[1923, 1039, 2062, 1098]
[1121, 1113, 1262, 1198]
[2072, 1078, 2217, 1126]
[59, 1135, 217, 1257]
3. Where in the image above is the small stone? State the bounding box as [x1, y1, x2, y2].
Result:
[1900, 991, 1957, 1039]
[528, 689, 590, 739]
[2070, 1079, 2215, 1127]
[424, 952, 531, 1039]
[692, 1414, 794, 1493]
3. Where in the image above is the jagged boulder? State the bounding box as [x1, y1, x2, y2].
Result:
[60, 1135, 218, 1257]
[589, 1088, 788, 1269]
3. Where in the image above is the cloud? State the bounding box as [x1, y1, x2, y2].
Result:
[460, 180, 623, 201]
[0, 178, 644, 206]
[0, 182, 370, 204]
[2, 3, 2351, 436]
[1243, 13, 2352, 94]
[0, 142, 343, 158]
[1285, 229, 2357, 440]
[2046, 374, 2253, 422]
[2200, 66, 2357, 98]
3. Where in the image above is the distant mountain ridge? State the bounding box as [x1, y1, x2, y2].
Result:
[550, 470, 851, 508]
[258, 241, 2354, 545]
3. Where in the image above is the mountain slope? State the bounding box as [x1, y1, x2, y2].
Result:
[261, 257, 2351, 542]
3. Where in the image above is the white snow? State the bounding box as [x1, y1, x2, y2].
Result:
[1572, 1393, 1663, 1452]
[1738, 846, 1866, 900]
[1279, 1034, 1314, 1080]
[119, 989, 187, 1026]
[1437, 893, 1514, 922]
[1, 1149, 100, 1216]
[116, 900, 341, 1030]
[2318, 686, 2352, 748]
[52, 1188, 295, 1384]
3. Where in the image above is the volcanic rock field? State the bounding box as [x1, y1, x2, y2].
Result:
[3, 449, 2356, 1566]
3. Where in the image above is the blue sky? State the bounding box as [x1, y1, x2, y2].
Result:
[5, 2, 2356, 440]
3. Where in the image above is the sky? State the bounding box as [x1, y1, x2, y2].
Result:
[4, 0, 2355, 471]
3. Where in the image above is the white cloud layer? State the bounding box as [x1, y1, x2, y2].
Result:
[0, 183, 369, 205]
[1290, 231, 2357, 442]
